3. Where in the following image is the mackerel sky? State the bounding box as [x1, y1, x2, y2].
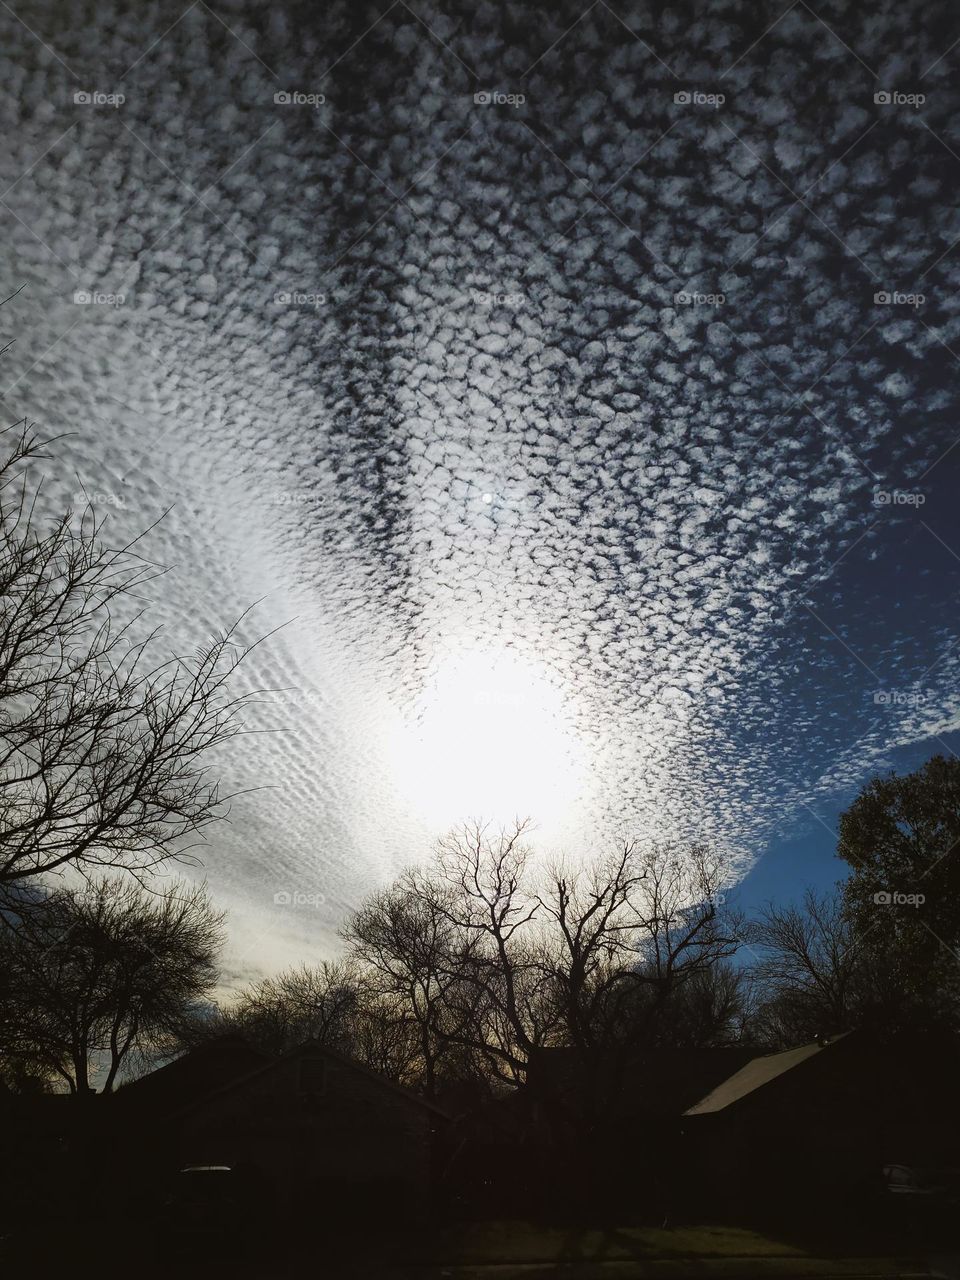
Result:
[2, 0, 959, 980]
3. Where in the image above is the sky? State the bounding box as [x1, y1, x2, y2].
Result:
[2, 0, 959, 985]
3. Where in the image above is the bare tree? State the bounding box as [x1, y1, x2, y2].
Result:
[0, 423, 261, 894]
[648, 961, 751, 1049]
[232, 961, 366, 1054]
[537, 842, 649, 1055]
[342, 824, 741, 1097]
[433, 821, 557, 1084]
[183, 960, 366, 1056]
[344, 869, 489, 1095]
[0, 877, 225, 1091]
[343, 822, 557, 1091]
[744, 888, 861, 1046]
[348, 993, 423, 1085]
[176, 959, 425, 1087]
[538, 841, 740, 1053]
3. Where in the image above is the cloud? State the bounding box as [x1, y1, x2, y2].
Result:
[1, 0, 959, 978]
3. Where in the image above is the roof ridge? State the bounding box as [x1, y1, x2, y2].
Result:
[682, 1031, 853, 1116]
[160, 1038, 450, 1121]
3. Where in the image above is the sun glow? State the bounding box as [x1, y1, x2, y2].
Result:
[389, 646, 585, 833]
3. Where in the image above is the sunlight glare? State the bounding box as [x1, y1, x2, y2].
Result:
[389, 646, 585, 832]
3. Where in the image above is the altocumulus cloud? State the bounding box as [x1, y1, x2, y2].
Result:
[1, 0, 960, 978]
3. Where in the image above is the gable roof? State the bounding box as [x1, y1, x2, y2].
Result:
[528, 1044, 757, 1119]
[629, 1047, 760, 1115]
[682, 1033, 850, 1116]
[166, 1038, 451, 1122]
[114, 1037, 274, 1115]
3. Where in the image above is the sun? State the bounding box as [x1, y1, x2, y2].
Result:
[388, 645, 585, 833]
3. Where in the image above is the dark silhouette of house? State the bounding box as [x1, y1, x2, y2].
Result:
[112, 1038, 449, 1222]
[680, 1030, 960, 1219]
[526, 1044, 758, 1127]
[442, 1034, 960, 1223]
[442, 1045, 758, 1219]
[114, 1035, 272, 1113]
[0, 1093, 84, 1221]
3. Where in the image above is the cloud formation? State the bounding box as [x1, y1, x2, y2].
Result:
[2, 0, 959, 976]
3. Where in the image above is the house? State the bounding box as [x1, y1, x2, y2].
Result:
[524, 1043, 757, 1138]
[0, 1093, 89, 1222]
[440, 1045, 758, 1219]
[446, 1034, 960, 1222]
[113, 1035, 273, 1113]
[112, 1038, 450, 1221]
[679, 1030, 960, 1217]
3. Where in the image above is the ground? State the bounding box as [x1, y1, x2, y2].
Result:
[388, 1221, 956, 1280]
[7, 1215, 956, 1278]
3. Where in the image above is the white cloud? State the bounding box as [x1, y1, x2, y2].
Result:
[1, 0, 958, 979]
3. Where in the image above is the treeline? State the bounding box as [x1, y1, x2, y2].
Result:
[176, 752, 960, 1095]
[187, 829, 741, 1094]
[2, 399, 959, 1099]
[4, 752, 959, 1097]
[170, 756, 960, 1094]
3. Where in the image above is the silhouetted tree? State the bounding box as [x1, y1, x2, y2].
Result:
[177, 960, 424, 1086]
[228, 961, 365, 1054]
[0, 877, 224, 1091]
[343, 822, 741, 1100]
[744, 888, 862, 1046]
[344, 871, 488, 1096]
[430, 821, 555, 1084]
[0, 423, 260, 897]
[838, 754, 960, 1024]
[540, 841, 741, 1055]
[633, 960, 751, 1049]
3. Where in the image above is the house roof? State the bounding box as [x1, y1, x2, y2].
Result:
[528, 1044, 757, 1119]
[682, 1033, 850, 1116]
[114, 1037, 274, 1115]
[165, 1038, 451, 1122]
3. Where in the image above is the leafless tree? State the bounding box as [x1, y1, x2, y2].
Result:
[342, 823, 741, 1095]
[344, 869, 492, 1095]
[649, 961, 751, 1048]
[348, 993, 423, 1085]
[431, 822, 553, 1078]
[0, 876, 225, 1091]
[537, 842, 649, 1054]
[743, 888, 862, 1046]
[538, 841, 740, 1052]
[0, 423, 262, 895]
[177, 959, 425, 1087]
[179, 960, 361, 1054]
